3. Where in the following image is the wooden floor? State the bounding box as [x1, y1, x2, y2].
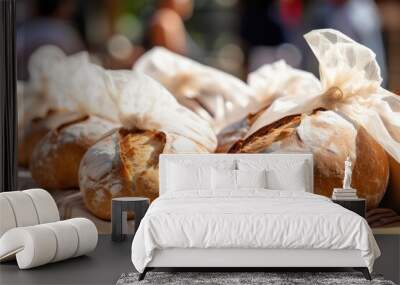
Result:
[0, 235, 134, 285]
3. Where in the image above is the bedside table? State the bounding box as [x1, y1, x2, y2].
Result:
[332, 198, 366, 218]
[111, 197, 150, 242]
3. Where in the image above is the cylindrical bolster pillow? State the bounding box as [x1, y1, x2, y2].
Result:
[0, 191, 39, 227]
[0, 189, 59, 238]
[66, 218, 98, 257]
[0, 225, 57, 267]
[0, 196, 17, 237]
[23, 189, 60, 224]
[0, 218, 98, 269]
[42, 221, 79, 262]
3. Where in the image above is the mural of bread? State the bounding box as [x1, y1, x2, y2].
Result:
[229, 110, 389, 209]
[30, 116, 117, 190]
[225, 29, 400, 210]
[78, 70, 217, 220]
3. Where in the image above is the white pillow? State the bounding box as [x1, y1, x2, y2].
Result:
[237, 159, 308, 191]
[267, 163, 306, 191]
[212, 168, 237, 190]
[167, 163, 211, 191]
[236, 169, 267, 189]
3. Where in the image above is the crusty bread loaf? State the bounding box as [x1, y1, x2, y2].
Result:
[18, 111, 84, 168]
[30, 116, 117, 190]
[79, 129, 166, 220]
[381, 156, 400, 213]
[228, 110, 389, 209]
[351, 127, 389, 209]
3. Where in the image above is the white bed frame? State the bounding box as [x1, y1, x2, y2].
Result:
[140, 153, 370, 280]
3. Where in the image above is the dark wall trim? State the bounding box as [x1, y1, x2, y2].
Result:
[0, 0, 17, 192]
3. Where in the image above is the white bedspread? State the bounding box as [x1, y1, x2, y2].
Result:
[131, 190, 380, 272]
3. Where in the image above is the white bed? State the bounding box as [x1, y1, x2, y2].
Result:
[131, 154, 380, 280]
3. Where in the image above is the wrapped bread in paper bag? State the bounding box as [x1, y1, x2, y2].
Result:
[230, 110, 389, 209]
[217, 60, 321, 152]
[134, 47, 257, 132]
[17, 46, 71, 166]
[78, 70, 217, 219]
[230, 29, 399, 209]
[247, 29, 400, 161]
[19, 46, 216, 218]
[18, 48, 119, 188]
[17, 47, 117, 165]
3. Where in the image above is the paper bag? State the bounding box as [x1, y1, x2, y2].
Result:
[246, 29, 400, 163]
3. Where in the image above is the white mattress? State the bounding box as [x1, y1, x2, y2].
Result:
[131, 190, 380, 273]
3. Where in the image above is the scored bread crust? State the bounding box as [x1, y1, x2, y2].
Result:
[30, 116, 117, 190]
[228, 114, 301, 154]
[216, 105, 271, 153]
[79, 129, 166, 220]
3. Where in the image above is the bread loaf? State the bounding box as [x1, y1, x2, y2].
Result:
[18, 111, 84, 168]
[381, 156, 400, 213]
[79, 129, 166, 220]
[30, 116, 117, 190]
[63, 67, 216, 220]
[229, 110, 389, 209]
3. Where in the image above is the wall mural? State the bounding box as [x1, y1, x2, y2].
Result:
[17, 29, 400, 231]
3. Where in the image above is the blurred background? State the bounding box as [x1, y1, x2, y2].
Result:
[16, 0, 400, 92]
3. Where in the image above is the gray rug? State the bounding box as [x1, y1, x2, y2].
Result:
[116, 272, 395, 285]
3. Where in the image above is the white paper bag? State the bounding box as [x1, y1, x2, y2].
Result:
[248, 60, 321, 108]
[23, 46, 217, 154]
[246, 29, 400, 163]
[134, 47, 258, 132]
[102, 70, 217, 153]
[18, 46, 66, 126]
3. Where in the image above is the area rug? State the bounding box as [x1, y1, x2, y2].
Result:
[116, 271, 395, 285]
